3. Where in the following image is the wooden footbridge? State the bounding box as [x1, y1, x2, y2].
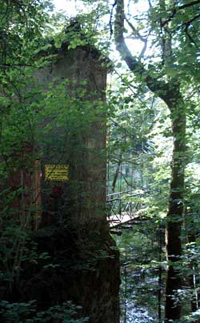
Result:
[106, 190, 149, 228]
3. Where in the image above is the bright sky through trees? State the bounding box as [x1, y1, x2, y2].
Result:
[52, 0, 149, 56]
[53, 0, 85, 15]
[52, 0, 151, 55]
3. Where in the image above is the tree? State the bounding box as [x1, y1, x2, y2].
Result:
[113, 0, 200, 320]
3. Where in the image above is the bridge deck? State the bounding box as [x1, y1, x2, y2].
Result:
[108, 210, 148, 228]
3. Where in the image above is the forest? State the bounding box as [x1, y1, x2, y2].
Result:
[0, 0, 200, 322]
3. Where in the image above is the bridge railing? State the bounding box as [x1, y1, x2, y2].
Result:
[106, 189, 149, 218]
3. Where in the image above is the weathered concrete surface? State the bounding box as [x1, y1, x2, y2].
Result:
[32, 44, 120, 322]
[36, 44, 107, 228]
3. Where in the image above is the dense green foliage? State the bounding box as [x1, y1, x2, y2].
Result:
[0, 0, 200, 322]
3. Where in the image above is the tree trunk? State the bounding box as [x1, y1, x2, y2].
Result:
[112, 155, 122, 193]
[185, 207, 199, 313]
[165, 98, 186, 321]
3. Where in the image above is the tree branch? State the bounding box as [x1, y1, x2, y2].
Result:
[109, 1, 117, 39]
[179, 0, 200, 10]
[114, 0, 175, 106]
[183, 14, 200, 48]
[125, 17, 146, 43]
[162, 0, 200, 27]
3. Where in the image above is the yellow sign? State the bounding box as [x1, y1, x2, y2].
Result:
[45, 165, 69, 181]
